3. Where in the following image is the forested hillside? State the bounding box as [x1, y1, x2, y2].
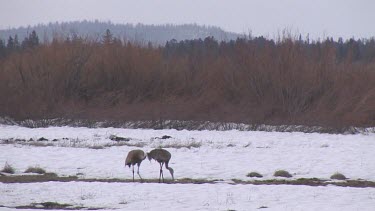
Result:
[0, 21, 239, 45]
[0, 29, 374, 128]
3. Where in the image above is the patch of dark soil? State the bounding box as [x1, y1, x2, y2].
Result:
[109, 135, 130, 142]
[0, 173, 75, 183]
[232, 178, 326, 186]
[232, 178, 375, 188]
[334, 180, 375, 188]
[14, 201, 104, 210]
[16, 202, 72, 210]
[1, 174, 375, 188]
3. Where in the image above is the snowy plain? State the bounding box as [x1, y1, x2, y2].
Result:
[1, 124, 375, 210]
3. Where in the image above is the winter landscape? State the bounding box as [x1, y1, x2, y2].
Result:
[1, 124, 375, 210]
[1, 1, 375, 210]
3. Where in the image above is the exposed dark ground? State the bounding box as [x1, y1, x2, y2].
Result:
[1, 174, 375, 188]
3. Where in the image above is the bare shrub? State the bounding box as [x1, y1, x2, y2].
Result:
[0, 32, 374, 129]
[24, 166, 46, 174]
[1, 162, 15, 174]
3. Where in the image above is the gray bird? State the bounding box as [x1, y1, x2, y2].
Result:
[125, 149, 146, 182]
[147, 148, 174, 182]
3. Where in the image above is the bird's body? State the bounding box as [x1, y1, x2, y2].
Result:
[125, 149, 146, 181]
[147, 148, 174, 182]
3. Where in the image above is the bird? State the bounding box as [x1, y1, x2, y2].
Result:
[147, 148, 174, 183]
[125, 149, 146, 182]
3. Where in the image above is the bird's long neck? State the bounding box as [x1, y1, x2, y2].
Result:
[167, 167, 174, 180]
[165, 162, 174, 180]
[165, 161, 169, 169]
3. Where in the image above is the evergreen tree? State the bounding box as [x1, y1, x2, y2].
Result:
[14, 34, 20, 50]
[7, 36, 14, 50]
[22, 30, 39, 49]
[0, 39, 6, 58]
[102, 29, 113, 45]
[29, 30, 39, 47]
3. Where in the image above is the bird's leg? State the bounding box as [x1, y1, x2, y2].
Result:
[132, 165, 135, 182]
[161, 163, 165, 183]
[159, 162, 162, 183]
[137, 163, 143, 181]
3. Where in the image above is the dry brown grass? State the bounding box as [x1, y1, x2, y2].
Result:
[274, 170, 293, 178]
[246, 172, 263, 178]
[24, 166, 46, 174]
[330, 172, 347, 180]
[1, 162, 15, 174]
[0, 35, 374, 128]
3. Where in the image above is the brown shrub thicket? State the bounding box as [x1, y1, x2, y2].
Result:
[0, 35, 374, 128]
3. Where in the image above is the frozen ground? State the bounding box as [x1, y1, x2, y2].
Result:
[1, 125, 375, 210]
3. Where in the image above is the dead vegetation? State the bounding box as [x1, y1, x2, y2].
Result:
[0, 33, 374, 129]
[1, 162, 15, 174]
[24, 166, 47, 174]
[109, 135, 131, 142]
[247, 172, 263, 178]
[0, 137, 147, 148]
[330, 172, 347, 180]
[273, 170, 293, 178]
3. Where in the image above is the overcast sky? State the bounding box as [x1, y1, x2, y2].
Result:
[0, 0, 374, 39]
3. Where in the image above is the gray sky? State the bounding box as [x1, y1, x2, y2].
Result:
[0, 0, 374, 39]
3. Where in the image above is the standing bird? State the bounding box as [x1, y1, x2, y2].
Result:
[125, 149, 146, 182]
[147, 148, 174, 183]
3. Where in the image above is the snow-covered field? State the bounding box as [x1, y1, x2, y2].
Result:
[1, 125, 375, 210]
[2, 181, 375, 211]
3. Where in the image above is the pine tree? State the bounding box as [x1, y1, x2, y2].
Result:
[102, 29, 113, 45]
[0, 39, 6, 58]
[14, 35, 20, 50]
[22, 30, 39, 49]
[7, 36, 14, 50]
[30, 30, 39, 47]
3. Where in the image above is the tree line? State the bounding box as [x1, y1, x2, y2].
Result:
[0, 30, 39, 57]
[0, 21, 239, 46]
[0, 30, 374, 128]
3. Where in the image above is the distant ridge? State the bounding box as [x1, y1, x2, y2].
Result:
[0, 20, 241, 45]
